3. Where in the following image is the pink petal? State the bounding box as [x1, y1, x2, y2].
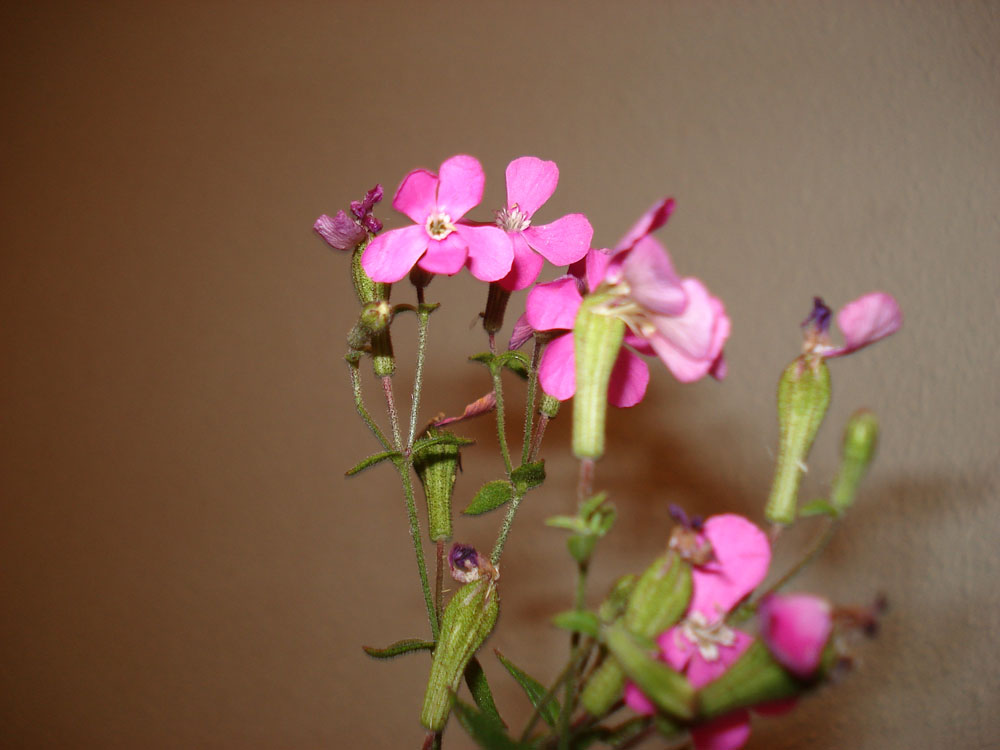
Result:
[417, 232, 468, 276]
[615, 197, 676, 252]
[314, 211, 366, 251]
[433, 391, 497, 426]
[690, 710, 752, 750]
[607, 347, 649, 407]
[647, 279, 730, 383]
[521, 213, 593, 265]
[361, 224, 429, 282]
[623, 681, 657, 715]
[568, 247, 612, 293]
[689, 515, 770, 620]
[830, 292, 902, 356]
[660, 624, 697, 673]
[392, 169, 439, 225]
[526, 276, 584, 331]
[684, 630, 754, 688]
[507, 313, 535, 350]
[505, 156, 559, 217]
[498, 232, 546, 291]
[620, 237, 687, 315]
[436, 154, 485, 220]
[758, 594, 833, 678]
[460, 224, 514, 282]
[537, 332, 576, 400]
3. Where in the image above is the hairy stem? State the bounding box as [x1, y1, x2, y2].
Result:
[348, 360, 391, 451]
[396, 460, 439, 639]
[407, 306, 431, 450]
[521, 338, 545, 465]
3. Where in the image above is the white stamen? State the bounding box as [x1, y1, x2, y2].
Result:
[495, 205, 531, 233]
[426, 211, 457, 240]
[678, 611, 737, 661]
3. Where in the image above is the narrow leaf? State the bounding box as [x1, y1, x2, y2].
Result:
[544, 515, 584, 532]
[510, 460, 546, 492]
[451, 699, 526, 750]
[464, 480, 514, 515]
[346, 450, 400, 476]
[552, 610, 602, 639]
[579, 492, 608, 519]
[412, 433, 475, 457]
[362, 638, 435, 659]
[464, 657, 505, 729]
[494, 649, 561, 728]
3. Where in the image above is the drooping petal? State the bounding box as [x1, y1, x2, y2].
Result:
[614, 197, 676, 252]
[758, 594, 833, 678]
[393, 169, 439, 225]
[607, 347, 649, 407]
[689, 515, 771, 620]
[418, 232, 468, 276]
[690, 710, 752, 750]
[647, 278, 730, 383]
[829, 292, 902, 357]
[537, 332, 576, 400]
[508, 313, 535, 350]
[526, 276, 584, 332]
[437, 154, 485, 220]
[314, 211, 366, 251]
[362, 224, 429, 282]
[620, 237, 687, 315]
[505, 156, 559, 217]
[460, 224, 514, 281]
[434, 391, 497, 427]
[499, 232, 546, 291]
[521, 213, 594, 265]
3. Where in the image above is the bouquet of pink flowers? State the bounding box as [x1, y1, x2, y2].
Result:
[315, 154, 901, 750]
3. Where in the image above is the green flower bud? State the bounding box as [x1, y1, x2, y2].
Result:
[572, 293, 626, 460]
[830, 409, 879, 513]
[421, 579, 500, 731]
[604, 622, 695, 720]
[540, 393, 561, 419]
[413, 427, 461, 542]
[350, 239, 389, 306]
[347, 300, 393, 350]
[765, 356, 831, 525]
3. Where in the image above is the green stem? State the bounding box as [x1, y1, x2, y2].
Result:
[491, 364, 514, 477]
[490, 488, 524, 567]
[519, 657, 576, 743]
[348, 359, 391, 451]
[752, 518, 839, 608]
[521, 338, 545, 465]
[396, 459, 439, 639]
[407, 306, 431, 450]
[382, 375, 402, 450]
[559, 559, 589, 750]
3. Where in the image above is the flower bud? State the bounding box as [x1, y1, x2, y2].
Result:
[347, 300, 392, 350]
[603, 622, 695, 720]
[350, 238, 390, 306]
[420, 579, 500, 731]
[539, 393, 561, 419]
[572, 294, 626, 460]
[758, 594, 833, 679]
[829, 409, 879, 513]
[765, 356, 831, 525]
[413, 427, 461, 542]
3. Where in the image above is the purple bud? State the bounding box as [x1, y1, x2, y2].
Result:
[314, 210, 366, 251]
[449, 543, 481, 583]
[362, 214, 383, 233]
[801, 297, 833, 336]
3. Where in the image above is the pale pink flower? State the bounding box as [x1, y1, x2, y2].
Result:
[802, 293, 902, 358]
[624, 514, 772, 750]
[758, 593, 833, 678]
[493, 156, 593, 290]
[526, 198, 729, 406]
[361, 155, 513, 283]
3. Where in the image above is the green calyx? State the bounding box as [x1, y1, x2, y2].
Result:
[572, 294, 626, 460]
[830, 409, 879, 513]
[421, 580, 500, 731]
[413, 426, 460, 541]
[350, 239, 389, 305]
[765, 356, 832, 525]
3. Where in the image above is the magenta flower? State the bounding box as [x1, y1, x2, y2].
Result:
[526, 198, 730, 406]
[624, 514, 772, 750]
[361, 155, 513, 283]
[493, 156, 593, 290]
[758, 593, 833, 678]
[314, 184, 383, 251]
[802, 293, 902, 358]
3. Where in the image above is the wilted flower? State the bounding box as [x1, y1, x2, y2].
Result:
[314, 184, 383, 250]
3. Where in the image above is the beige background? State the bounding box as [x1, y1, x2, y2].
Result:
[2, 1, 998, 747]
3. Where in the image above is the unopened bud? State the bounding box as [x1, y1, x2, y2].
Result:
[765, 356, 831, 525]
[420, 577, 500, 731]
[603, 622, 695, 721]
[350, 239, 389, 306]
[830, 409, 879, 513]
[347, 300, 393, 350]
[540, 393, 561, 419]
[572, 294, 626, 460]
[413, 428, 461, 542]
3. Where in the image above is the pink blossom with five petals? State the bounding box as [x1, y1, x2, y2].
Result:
[493, 157, 593, 290]
[361, 155, 513, 283]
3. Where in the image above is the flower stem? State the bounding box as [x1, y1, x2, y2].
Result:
[577, 458, 595, 504]
[558, 558, 589, 750]
[348, 359, 391, 451]
[752, 518, 839, 610]
[521, 338, 545, 465]
[490, 488, 524, 567]
[407, 305, 431, 450]
[396, 459, 439, 639]
[491, 364, 514, 477]
[382, 375, 402, 450]
[529, 413, 549, 462]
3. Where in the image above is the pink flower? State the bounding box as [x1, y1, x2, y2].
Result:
[526, 198, 730, 406]
[493, 157, 593, 290]
[624, 514, 771, 750]
[802, 293, 902, 358]
[758, 594, 832, 678]
[361, 155, 513, 283]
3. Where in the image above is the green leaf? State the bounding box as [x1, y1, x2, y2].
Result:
[579, 492, 608, 519]
[464, 480, 514, 515]
[345, 450, 401, 476]
[604, 623, 694, 720]
[496, 350, 530, 379]
[551, 610, 602, 639]
[362, 638, 435, 659]
[451, 699, 527, 750]
[470, 351, 497, 366]
[464, 657, 505, 730]
[799, 499, 841, 518]
[412, 433, 475, 457]
[494, 649, 561, 728]
[544, 515, 584, 532]
[510, 460, 545, 493]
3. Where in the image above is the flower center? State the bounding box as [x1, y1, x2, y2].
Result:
[678, 611, 736, 662]
[589, 281, 656, 338]
[425, 211, 457, 240]
[495, 205, 531, 233]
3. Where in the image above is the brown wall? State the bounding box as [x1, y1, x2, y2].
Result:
[2, 1, 997, 747]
